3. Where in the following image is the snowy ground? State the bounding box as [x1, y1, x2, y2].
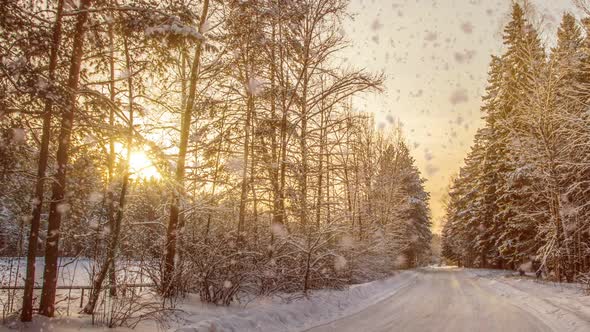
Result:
[176, 270, 418, 332]
[2, 266, 590, 331]
[2, 268, 418, 332]
[308, 267, 590, 332]
[0, 257, 149, 288]
[465, 268, 590, 332]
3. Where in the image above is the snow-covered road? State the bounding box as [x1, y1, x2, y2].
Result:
[306, 268, 589, 332]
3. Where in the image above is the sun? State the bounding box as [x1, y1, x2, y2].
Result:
[128, 150, 161, 180]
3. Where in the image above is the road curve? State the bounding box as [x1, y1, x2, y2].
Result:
[306, 268, 552, 332]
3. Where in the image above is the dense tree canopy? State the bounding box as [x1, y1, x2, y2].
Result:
[443, 3, 590, 283]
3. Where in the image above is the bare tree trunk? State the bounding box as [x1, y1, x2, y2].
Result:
[299, 81, 309, 231]
[250, 105, 259, 239]
[238, 92, 253, 236]
[106, 1, 118, 297]
[303, 249, 312, 293]
[84, 33, 135, 314]
[205, 108, 226, 240]
[326, 142, 332, 224]
[162, 0, 209, 297]
[278, 99, 288, 226]
[300, 23, 311, 292]
[176, 49, 189, 295]
[21, 0, 64, 322]
[344, 142, 353, 229]
[353, 149, 362, 240]
[269, 19, 282, 230]
[84, 172, 130, 313]
[39, 0, 91, 317]
[316, 110, 325, 228]
[277, 10, 288, 228]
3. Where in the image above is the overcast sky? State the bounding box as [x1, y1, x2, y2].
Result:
[341, 0, 582, 232]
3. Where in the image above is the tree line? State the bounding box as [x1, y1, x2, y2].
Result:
[442, 3, 590, 283]
[0, 0, 432, 324]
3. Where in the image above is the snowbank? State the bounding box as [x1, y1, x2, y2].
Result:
[177, 271, 418, 332]
[3, 270, 417, 332]
[466, 268, 590, 332]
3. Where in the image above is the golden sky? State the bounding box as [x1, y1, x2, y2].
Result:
[342, 0, 581, 233]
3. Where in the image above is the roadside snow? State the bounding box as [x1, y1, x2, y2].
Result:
[466, 269, 590, 331]
[177, 270, 418, 332]
[3, 268, 418, 332]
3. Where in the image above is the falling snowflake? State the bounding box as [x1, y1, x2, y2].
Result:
[461, 22, 474, 34]
[450, 89, 469, 105]
[247, 77, 263, 96]
[56, 203, 70, 215]
[11, 128, 26, 144]
[334, 255, 347, 271]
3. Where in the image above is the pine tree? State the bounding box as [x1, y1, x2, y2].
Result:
[444, 5, 590, 280]
[478, 56, 507, 268]
[493, 3, 546, 269]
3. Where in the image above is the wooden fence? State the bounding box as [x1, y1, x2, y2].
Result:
[0, 283, 155, 308]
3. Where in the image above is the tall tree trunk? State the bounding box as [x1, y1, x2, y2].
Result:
[278, 98, 288, 227]
[84, 33, 135, 314]
[238, 90, 253, 236]
[300, 29, 311, 292]
[39, 0, 91, 317]
[277, 10, 288, 228]
[205, 108, 226, 240]
[162, 0, 209, 297]
[353, 149, 361, 240]
[106, 0, 118, 297]
[21, 0, 65, 322]
[344, 136, 353, 229]
[176, 49, 188, 295]
[250, 103, 259, 239]
[300, 88, 309, 231]
[269, 20, 282, 229]
[316, 110, 325, 228]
